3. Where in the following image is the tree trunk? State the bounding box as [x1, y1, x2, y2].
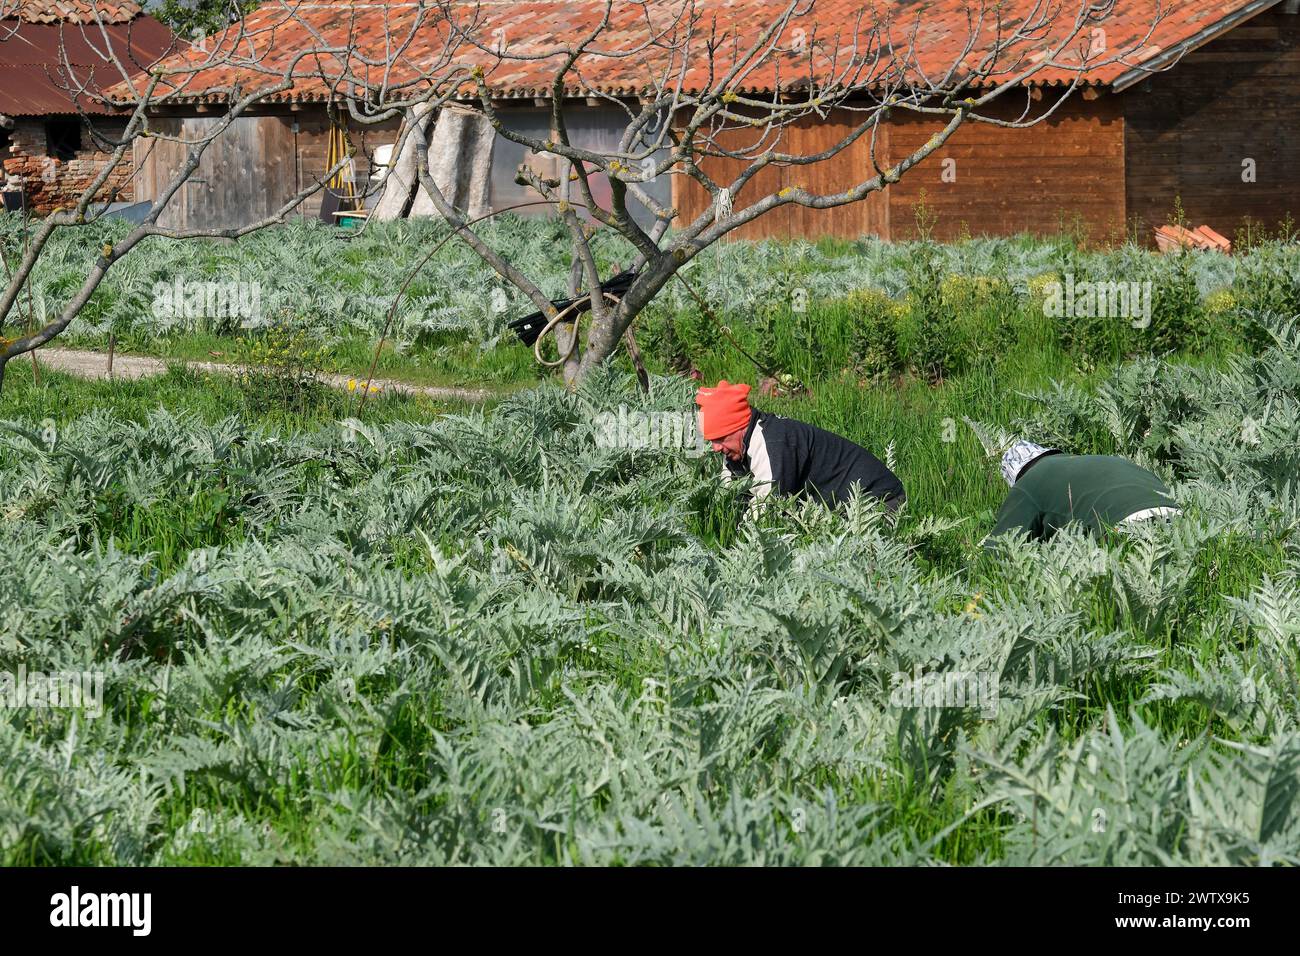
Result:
[577, 299, 635, 382]
[555, 323, 582, 388]
[557, 249, 584, 386]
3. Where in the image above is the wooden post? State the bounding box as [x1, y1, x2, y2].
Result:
[107, 332, 116, 379]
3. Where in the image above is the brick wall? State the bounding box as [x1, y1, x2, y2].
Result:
[2, 117, 135, 215]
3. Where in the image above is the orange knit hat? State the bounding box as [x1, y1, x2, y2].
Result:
[694, 380, 753, 440]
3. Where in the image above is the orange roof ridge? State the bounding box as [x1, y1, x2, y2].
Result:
[6, 2, 144, 25]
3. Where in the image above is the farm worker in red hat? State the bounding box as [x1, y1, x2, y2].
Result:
[695, 380, 905, 511]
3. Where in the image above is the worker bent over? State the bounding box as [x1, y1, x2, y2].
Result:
[695, 380, 905, 511]
[986, 439, 1181, 543]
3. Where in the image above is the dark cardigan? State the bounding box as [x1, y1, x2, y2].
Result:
[724, 409, 905, 508]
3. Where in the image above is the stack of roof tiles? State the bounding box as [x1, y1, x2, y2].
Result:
[1154, 224, 1234, 253]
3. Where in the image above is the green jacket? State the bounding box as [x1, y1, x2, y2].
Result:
[987, 454, 1178, 544]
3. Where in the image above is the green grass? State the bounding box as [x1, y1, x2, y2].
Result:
[64, 330, 545, 391]
[2, 357, 475, 428]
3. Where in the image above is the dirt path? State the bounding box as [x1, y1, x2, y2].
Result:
[31, 348, 496, 403]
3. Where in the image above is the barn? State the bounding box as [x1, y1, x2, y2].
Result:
[122, 0, 1300, 242]
[0, 1, 175, 216]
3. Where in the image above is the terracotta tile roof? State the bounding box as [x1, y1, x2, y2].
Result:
[117, 0, 1285, 106]
[6, 1, 144, 24]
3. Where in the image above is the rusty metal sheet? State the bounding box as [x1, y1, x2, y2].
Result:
[0, 16, 176, 115]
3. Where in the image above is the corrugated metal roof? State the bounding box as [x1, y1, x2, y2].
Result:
[119, 0, 1285, 107]
[5, 2, 144, 25]
[0, 16, 177, 115]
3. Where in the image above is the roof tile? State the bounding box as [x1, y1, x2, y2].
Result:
[6, 1, 144, 25]
[116, 0, 1284, 104]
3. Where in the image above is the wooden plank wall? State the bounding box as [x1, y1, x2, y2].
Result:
[1123, 7, 1300, 241]
[671, 94, 1125, 243]
[133, 112, 399, 228]
[488, 106, 674, 230]
[135, 115, 296, 230]
[884, 93, 1126, 243]
[131, 116, 185, 222]
[671, 108, 891, 241]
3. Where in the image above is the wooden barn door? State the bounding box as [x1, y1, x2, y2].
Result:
[135, 115, 297, 230]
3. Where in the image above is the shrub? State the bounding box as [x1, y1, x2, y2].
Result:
[941, 274, 1021, 369]
[841, 288, 905, 383]
[1145, 247, 1210, 354]
[1231, 241, 1300, 350]
[897, 240, 964, 381]
[232, 324, 332, 418]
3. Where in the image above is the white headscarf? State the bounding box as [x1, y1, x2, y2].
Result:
[1001, 439, 1057, 486]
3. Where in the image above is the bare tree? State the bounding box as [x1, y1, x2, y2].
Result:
[421, 0, 1176, 384]
[0, 0, 1173, 390]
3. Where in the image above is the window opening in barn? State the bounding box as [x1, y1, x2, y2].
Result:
[45, 119, 83, 162]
